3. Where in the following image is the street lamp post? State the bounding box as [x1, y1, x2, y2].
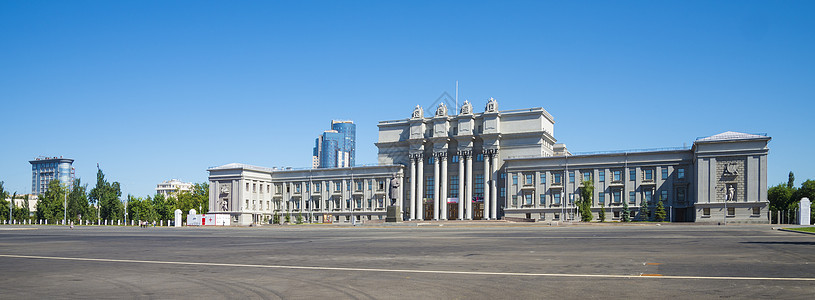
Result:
[63, 189, 67, 226]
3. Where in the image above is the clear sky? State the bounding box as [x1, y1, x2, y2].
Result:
[1, 0, 813, 197]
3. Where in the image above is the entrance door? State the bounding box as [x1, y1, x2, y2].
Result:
[448, 204, 459, 220]
[473, 202, 484, 220]
[424, 202, 434, 220]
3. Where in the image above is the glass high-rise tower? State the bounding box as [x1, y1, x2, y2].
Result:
[313, 120, 356, 168]
[30, 156, 75, 195]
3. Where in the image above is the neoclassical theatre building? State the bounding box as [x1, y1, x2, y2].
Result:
[209, 99, 771, 225]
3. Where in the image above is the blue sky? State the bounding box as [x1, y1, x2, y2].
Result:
[1, 0, 813, 197]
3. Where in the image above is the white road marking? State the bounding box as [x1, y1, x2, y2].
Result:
[1, 254, 814, 281]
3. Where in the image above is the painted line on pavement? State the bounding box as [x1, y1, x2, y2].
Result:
[1, 254, 813, 282]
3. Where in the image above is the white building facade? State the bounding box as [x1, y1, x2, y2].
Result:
[156, 179, 193, 198]
[208, 164, 403, 226]
[209, 98, 771, 224]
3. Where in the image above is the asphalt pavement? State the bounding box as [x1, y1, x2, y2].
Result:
[1, 223, 813, 299]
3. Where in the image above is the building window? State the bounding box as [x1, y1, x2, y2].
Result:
[599, 171, 605, 182]
[314, 183, 320, 192]
[377, 197, 384, 208]
[500, 173, 506, 180]
[644, 169, 654, 181]
[539, 194, 546, 206]
[613, 170, 621, 181]
[614, 211, 620, 218]
[450, 175, 459, 198]
[512, 174, 518, 185]
[377, 180, 384, 190]
[660, 190, 668, 202]
[512, 195, 518, 207]
[752, 207, 760, 216]
[678, 168, 685, 179]
[475, 175, 484, 200]
[476, 154, 484, 162]
[295, 184, 301, 193]
[356, 181, 363, 191]
[304, 183, 308, 193]
[540, 173, 546, 184]
[525, 174, 533, 185]
[569, 172, 575, 183]
[661, 168, 668, 180]
[368, 180, 373, 190]
[677, 189, 686, 203]
[335, 182, 341, 191]
[554, 213, 560, 220]
[246, 183, 250, 191]
[613, 190, 621, 203]
[582, 171, 591, 181]
[525, 194, 533, 205]
[500, 187, 506, 198]
[630, 169, 636, 181]
[428, 156, 434, 164]
[599, 192, 605, 205]
[727, 207, 735, 216]
[629, 191, 636, 204]
[644, 190, 653, 204]
[452, 155, 459, 163]
[554, 173, 562, 184]
[553, 193, 561, 205]
[347, 181, 351, 191]
[426, 177, 434, 200]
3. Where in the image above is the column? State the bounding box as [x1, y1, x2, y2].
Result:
[410, 157, 416, 220]
[341, 180, 347, 211]
[458, 152, 465, 220]
[483, 151, 491, 220]
[466, 151, 473, 220]
[491, 151, 499, 220]
[399, 174, 405, 217]
[440, 154, 448, 220]
[433, 153, 440, 220]
[417, 154, 424, 220]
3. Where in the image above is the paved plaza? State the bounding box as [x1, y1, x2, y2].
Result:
[1, 223, 814, 299]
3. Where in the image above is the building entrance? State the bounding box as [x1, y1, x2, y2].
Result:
[447, 203, 458, 220]
[424, 202, 434, 220]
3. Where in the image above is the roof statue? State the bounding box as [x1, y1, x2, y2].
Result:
[436, 103, 448, 117]
[460, 100, 472, 115]
[485, 97, 498, 113]
[412, 105, 424, 119]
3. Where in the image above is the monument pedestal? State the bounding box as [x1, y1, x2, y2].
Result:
[386, 206, 402, 223]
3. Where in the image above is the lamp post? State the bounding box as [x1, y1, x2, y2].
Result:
[63, 188, 67, 226]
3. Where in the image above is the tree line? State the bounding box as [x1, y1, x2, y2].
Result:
[0, 168, 208, 224]
[768, 172, 815, 223]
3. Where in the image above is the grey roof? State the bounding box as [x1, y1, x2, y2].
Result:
[207, 163, 275, 172]
[695, 131, 769, 143]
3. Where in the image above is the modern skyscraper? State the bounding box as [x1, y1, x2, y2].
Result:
[313, 120, 356, 168]
[30, 156, 75, 195]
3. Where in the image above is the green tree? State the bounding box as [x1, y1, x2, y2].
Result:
[792, 179, 815, 224]
[654, 200, 667, 221]
[639, 195, 650, 221]
[621, 201, 630, 222]
[0, 181, 9, 222]
[13, 197, 30, 223]
[577, 180, 594, 222]
[67, 178, 91, 223]
[152, 193, 176, 221]
[788, 172, 795, 189]
[598, 204, 606, 222]
[89, 168, 124, 222]
[37, 180, 67, 223]
[127, 195, 156, 222]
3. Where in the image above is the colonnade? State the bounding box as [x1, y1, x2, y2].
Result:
[407, 149, 499, 220]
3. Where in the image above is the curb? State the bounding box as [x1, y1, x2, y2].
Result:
[777, 228, 815, 235]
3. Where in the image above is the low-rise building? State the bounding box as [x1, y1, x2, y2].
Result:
[156, 179, 193, 198]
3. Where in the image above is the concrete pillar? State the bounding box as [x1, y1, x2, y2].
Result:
[466, 152, 473, 220]
[458, 152, 465, 220]
[417, 154, 424, 220]
[433, 154, 440, 220]
[440, 155, 448, 220]
[484, 151, 491, 220]
[410, 157, 416, 220]
[491, 152, 499, 220]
